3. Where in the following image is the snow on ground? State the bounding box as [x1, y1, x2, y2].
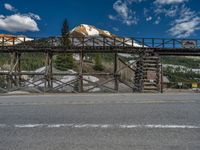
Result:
[163, 64, 200, 73]
[73, 54, 80, 61]
[26, 67, 100, 92]
[118, 53, 133, 58]
[192, 69, 200, 74]
[35, 67, 46, 73]
[60, 75, 76, 83]
[83, 76, 99, 84]
[7, 91, 30, 94]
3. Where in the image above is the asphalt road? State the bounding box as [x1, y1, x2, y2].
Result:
[0, 93, 200, 150]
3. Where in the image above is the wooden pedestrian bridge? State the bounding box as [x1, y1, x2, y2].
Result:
[0, 36, 200, 93]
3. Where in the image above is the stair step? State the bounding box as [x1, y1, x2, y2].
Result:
[144, 64, 158, 67]
[144, 57, 159, 60]
[144, 60, 158, 63]
[143, 82, 157, 86]
[143, 86, 158, 89]
[144, 68, 158, 71]
[143, 90, 159, 93]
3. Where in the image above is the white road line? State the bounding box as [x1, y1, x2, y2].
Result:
[0, 124, 6, 128]
[0, 124, 200, 129]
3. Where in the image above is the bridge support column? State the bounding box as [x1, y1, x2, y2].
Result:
[114, 53, 119, 92]
[16, 52, 21, 87]
[155, 54, 161, 92]
[160, 63, 164, 93]
[134, 53, 145, 92]
[8, 52, 21, 90]
[79, 51, 84, 93]
[44, 52, 53, 91]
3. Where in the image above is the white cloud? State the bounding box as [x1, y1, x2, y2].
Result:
[113, 27, 119, 31]
[155, 5, 179, 17]
[28, 13, 41, 20]
[0, 3, 40, 32]
[0, 14, 40, 32]
[0, 15, 5, 19]
[4, 3, 16, 12]
[108, 15, 117, 20]
[155, 16, 161, 24]
[168, 5, 200, 38]
[143, 8, 149, 17]
[113, 0, 129, 19]
[146, 16, 152, 21]
[169, 18, 200, 38]
[126, 0, 146, 4]
[109, 0, 139, 26]
[108, 0, 200, 37]
[154, 0, 188, 5]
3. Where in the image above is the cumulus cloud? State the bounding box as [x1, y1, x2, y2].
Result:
[0, 15, 5, 19]
[0, 3, 40, 32]
[168, 5, 200, 38]
[0, 14, 40, 32]
[154, 0, 188, 5]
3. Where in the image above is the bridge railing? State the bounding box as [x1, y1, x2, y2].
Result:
[0, 36, 199, 49]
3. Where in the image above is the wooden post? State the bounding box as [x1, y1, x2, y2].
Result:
[45, 52, 53, 89]
[14, 52, 17, 83]
[10, 52, 15, 89]
[49, 53, 53, 89]
[79, 52, 84, 92]
[47, 52, 53, 89]
[156, 54, 160, 92]
[44, 52, 47, 92]
[161, 64, 163, 93]
[114, 53, 119, 92]
[17, 53, 21, 87]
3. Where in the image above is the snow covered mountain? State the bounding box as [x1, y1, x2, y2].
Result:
[70, 24, 116, 38]
[0, 34, 32, 46]
[70, 24, 142, 47]
[0, 24, 142, 48]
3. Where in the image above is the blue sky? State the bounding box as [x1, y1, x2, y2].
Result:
[0, 0, 200, 38]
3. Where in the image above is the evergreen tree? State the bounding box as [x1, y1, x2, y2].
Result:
[55, 18, 74, 71]
[93, 53, 104, 71]
[61, 19, 70, 46]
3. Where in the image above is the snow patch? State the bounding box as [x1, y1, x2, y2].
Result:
[103, 30, 111, 36]
[82, 24, 99, 36]
[35, 66, 46, 73]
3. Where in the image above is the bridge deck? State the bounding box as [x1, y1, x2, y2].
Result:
[0, 37, 200, 56]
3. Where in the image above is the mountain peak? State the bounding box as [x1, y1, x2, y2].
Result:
[70, 24, 116, 38]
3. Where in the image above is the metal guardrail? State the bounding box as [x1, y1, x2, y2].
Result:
[0, 36, 199, 49]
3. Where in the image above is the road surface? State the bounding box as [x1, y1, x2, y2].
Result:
[0, 93, 200, 150]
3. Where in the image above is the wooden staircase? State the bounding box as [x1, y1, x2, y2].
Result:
[134, 53, 160, 93]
